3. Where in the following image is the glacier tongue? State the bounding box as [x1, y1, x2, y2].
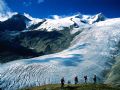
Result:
[0, 18, 120, 90]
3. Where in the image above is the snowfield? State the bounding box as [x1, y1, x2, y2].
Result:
[0, 14, 120, 90]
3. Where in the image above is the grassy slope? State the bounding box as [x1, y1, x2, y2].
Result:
[105, 56, 120, 87]
[20, 84, 120, 90]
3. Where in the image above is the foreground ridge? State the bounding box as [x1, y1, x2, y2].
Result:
[20, 84, 120, 90]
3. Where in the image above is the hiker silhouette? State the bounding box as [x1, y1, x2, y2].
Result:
[67, 80, 71, 87]
[74, 76, 78, 84]
[93, 75, 97, 84]
[61, 77, 65, 88]
[68, 80, 71, 84]
[84, 75, 87, 83]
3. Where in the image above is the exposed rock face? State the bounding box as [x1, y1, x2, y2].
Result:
[15, 29, 73, 54]
[0, 29, 75, 63]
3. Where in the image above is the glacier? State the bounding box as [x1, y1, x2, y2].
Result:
[0, 14, 120, 90]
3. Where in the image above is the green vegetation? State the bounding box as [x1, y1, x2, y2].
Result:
[105, 56, 120, 87]
[20, 84, 120, 90]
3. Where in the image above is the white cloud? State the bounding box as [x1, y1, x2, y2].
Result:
[0, 12, 18, 22]
[0, 0, 10, 15]
[38, 0, 44, 4]
[0, 0, 15, 21]
[23, 1, 32, 7]
[52, 15, 61, 20]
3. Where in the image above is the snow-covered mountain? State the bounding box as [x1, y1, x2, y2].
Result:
[0, 13, 120, 90]
[0, 12, 105, 32]
[25, 13, 105, 32]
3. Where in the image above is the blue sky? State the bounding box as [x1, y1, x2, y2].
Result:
[4, 0, 120, 18]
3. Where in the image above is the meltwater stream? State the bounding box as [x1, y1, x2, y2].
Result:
[0, 18, 120, 90]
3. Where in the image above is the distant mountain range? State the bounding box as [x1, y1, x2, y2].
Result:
[0, 13, 120, 90]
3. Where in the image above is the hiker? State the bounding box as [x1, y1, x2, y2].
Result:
[74, 76, 78, 84]
[61, 77, 65, 88]
[68, 80, 71, 84]
[84, 75, 87, 83]
[93, 75, 97, 84]
[67, 80, 71, 87]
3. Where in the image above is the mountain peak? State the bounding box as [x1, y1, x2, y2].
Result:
[89, 13, 106, 24]
[11, 13, 31, 22]
[96, 13, 104, 17]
